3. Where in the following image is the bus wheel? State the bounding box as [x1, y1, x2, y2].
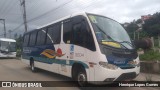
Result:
[77, 69, 87, 87]
[30, 60, 36, 72]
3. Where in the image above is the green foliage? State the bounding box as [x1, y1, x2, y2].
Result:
[154, 38, 160, 47]
[143, 12, 160, 36]
[138, 31, 149, 39]
[16, 49, 21, 57]
[128, 30, 149, 40]
[15, 34, 23, 57]
[15, 34, 23, 49]
[139, 50, 160, 61]
[136, 19, 142, 24]
[126, 22, 139, 33]
[124, 12, 160, 39]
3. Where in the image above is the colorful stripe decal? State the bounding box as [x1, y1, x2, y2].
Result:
[22, 56, 89, 68]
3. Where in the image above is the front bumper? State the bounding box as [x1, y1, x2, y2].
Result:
[92, 64, 140, 82]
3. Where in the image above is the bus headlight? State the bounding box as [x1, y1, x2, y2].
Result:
[99, 61, 118, 70]
[128, 61, 140, 67]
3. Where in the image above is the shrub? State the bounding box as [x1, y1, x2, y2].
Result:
[139, 49, 160, 61]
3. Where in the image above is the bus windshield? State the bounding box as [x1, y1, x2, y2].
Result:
[0, 41, 16, 52]
[88, 14, 133, 49]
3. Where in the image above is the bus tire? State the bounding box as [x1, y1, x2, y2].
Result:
[77, 68, 87, 87]
[30, 60, 36, 72]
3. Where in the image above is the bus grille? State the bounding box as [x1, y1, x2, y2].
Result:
[115, 72, 137, 81]
[120, 66, 135, 69]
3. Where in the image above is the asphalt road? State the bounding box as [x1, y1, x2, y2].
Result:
[0, 59, 159, 90]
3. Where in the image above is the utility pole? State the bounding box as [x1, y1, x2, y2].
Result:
[8, 30, 12, 38]
[20, 0, 28, 32]
[0, 19, 6, 38]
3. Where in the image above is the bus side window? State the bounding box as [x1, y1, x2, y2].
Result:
[36, 29, 47, 45]
[29, 31, 37, 46]
[72, 16, 96, 51]
[63, 16, 96, 51]
[72, 22, 85, 46]
[46, 23, 61, 44]
[23, 34, 30, 46]
[63, 19, 73, 44]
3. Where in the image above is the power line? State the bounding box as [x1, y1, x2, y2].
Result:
[5, 0, 74, 35]
[27, 0, 100, 23]
[27, 0, 74, 23]
[3, 0, 16, 18]
[0, 0, 8, 15]
[28, 0, 50, 15]
[0, 23, 23, 36]
[3, 0, 74, 36]
[0, 0, 99, 37]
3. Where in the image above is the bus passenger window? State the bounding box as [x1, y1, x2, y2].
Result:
[63, 16, 96, 51]
[63, 19, 73, 44]
[46, 23, 61, 44]
[72, 16, 96, 51]
[73, 22, 85, 46]
[29, 31, 37, 46]
[36, 29, 46, 45]
[23, 34, 30, 46]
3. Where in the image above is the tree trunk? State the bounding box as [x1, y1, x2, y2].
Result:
[138, 32, 139, 40]
[151, 37, 154, 48]
[158, 34, 160, 48]
[134, 31, 136, 40]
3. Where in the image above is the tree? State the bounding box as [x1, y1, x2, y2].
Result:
[14, 33, 18, 39]
[143, 12, 160, 47]
[136, 19, 142, 24]
[16, 34, 23, 49]
[15, 34, 23, 57]
[125, 22, 139, 40]
[143, 12, 160, 36]
[126, 22, 139, 33]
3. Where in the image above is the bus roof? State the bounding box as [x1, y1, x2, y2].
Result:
[0, 38, 16, 42]
[37, 12, 87, 29]
[24, 12, 88, 34]
[24, 12, 116, 34]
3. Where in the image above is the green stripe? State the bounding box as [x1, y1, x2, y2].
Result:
[69, 60, 89, 68]
[22, 56, 89, 68]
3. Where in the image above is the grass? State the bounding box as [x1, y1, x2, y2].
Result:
[139, 49, 160, 61]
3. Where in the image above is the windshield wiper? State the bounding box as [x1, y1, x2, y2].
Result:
[118, 41, 134, 48]
[94, 24, 131, 50]
[94, 24, 135, 50]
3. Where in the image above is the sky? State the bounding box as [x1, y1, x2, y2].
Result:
[0, 0, 160, 38]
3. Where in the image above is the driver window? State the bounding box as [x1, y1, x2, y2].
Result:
[63, 15, 96, 51]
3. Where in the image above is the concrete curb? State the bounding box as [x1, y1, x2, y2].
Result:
[140, 61, 160, 74]
[134, 73, 160, 81]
